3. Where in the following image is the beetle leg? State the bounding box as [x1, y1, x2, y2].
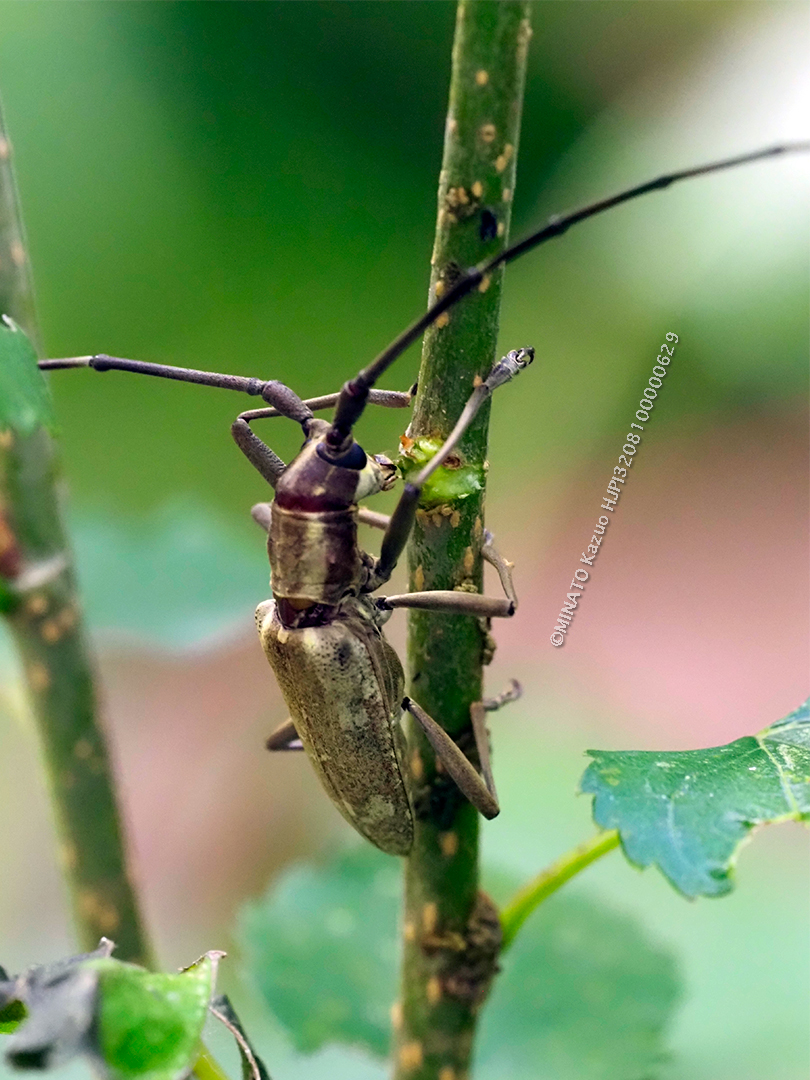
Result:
[251, 502, 273, 533]
[231, 417, 288, 487]
[482, 677, 522, 713]
[372, 525, 518, 619]
[403, 697, 499, 819]
[469, 678, 522, 807]
[265, 717, 304, 752]
[380, 591, 513, 618]
[481, 529, 518, 610]
[357, 508, 390, 531]
[371, 349, 534, 586]
[238, 385, 416, 421]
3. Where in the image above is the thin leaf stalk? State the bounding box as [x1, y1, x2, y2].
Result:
[0, 101, 152, 966]
[394, 4, 531, 1078]
[499, 830, 621, 951]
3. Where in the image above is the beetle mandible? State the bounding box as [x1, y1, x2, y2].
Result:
[38, 141, 808, 855]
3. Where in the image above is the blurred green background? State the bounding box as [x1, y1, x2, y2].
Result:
[0, 3, 807, 1079]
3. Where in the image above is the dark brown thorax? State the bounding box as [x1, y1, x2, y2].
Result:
[269, 420, 395, 615]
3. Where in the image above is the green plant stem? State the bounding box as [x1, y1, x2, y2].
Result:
[393, 4, 530, 1078]
[0, 101, 152, 967]
[500, 830, 621, 952]
[0, 100, 233, 1080]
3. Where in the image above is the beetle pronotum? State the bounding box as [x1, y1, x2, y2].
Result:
[38, 142, 807, 855]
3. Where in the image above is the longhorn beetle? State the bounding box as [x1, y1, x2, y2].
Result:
[38, 142, 808, 856]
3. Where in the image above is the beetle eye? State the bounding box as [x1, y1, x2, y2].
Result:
[317, 442, 367, 470]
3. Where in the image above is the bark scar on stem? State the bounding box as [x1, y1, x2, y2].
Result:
[421, 891, 502, 1009]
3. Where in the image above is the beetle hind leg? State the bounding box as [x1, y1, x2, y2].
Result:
[266, 717, 304, 752]
[403, 697, 499, 819]
[403, 679, 521, 820]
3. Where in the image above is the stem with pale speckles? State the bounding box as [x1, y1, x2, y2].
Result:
[393, 5, 531, 1078]
[0, 100, 153, 967]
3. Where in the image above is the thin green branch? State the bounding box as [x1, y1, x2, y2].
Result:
[393, 4, 530, 1079]
[500, 830, 621, 952]
[0, 95, 236, 1080]
[0, 100, 152, 967]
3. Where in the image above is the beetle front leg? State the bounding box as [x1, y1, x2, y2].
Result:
[357, 507, 392, 531]
[370, 348, 534, 586]
[265, 717, 303, 752]
[238, 385, 416, 421]
[231, 416, 288, 488]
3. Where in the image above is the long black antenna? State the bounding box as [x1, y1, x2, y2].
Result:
[37, 354, 414, 418]
[325, 140, 809, 448]
[38, 141, 809, 443]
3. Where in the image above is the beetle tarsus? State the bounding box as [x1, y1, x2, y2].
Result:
[482, 679, 522, 712]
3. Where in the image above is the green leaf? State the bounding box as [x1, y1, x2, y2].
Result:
[0, 1000, 26, 1037]
[238, 848, 681, 1078]
[581, 699, 810, 898]
[237, 847, 400, 1056]
[476, 891, 680, 1080]
[0, 318, 54, 437]
[90, 952, 222, 1080]
[0, 966, 25, 1032]
[3, 941, 113, 1070]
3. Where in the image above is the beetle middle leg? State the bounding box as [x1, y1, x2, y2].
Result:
[379, 531, 518, 619]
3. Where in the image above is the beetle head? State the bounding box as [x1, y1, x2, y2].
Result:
[317, 443, 396, 500]
[275, 419, 397, 512]
[359, 453, 397, 498]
